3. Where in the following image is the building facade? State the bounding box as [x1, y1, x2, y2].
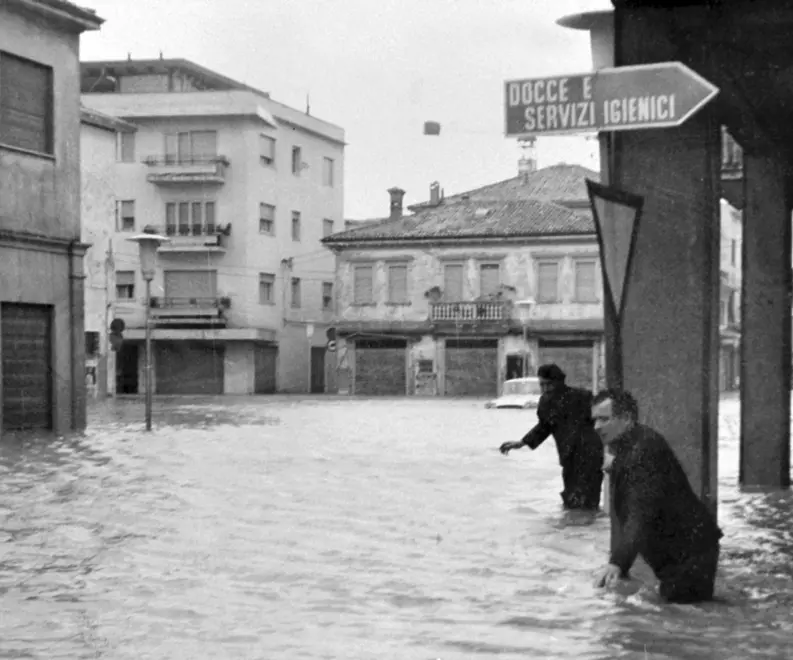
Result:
[719, 197, 742, 391]
[80, 106, 136, 399]
[325, 160, 743, 397]
[323, 164, 608, 397]
[80, 59, 344, 395]
[0, 0, 102, 433]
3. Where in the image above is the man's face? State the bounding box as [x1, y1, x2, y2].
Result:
[539, 378, 558, 396]
[592, 398, 632, 445]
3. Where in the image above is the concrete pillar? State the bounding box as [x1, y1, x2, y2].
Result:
[613, 7, 721, 514]
[740, 152, 792, 489]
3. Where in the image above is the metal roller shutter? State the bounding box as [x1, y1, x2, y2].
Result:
[1, 303, 52, 430]
[354, 338, 406, 395]
[155, 341, 224, 394]
[538, 340, 595, 390]
[445, 338, 498, 397]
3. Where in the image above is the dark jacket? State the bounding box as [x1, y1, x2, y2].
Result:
[522, 385, 599, 463]
[609, 423, 723, 576]
[522, 385, 604, 509]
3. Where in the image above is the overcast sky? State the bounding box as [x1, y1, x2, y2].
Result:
[81, 0, 612, 219]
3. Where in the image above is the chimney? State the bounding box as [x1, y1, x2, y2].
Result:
[518, 137, 537, 180]
[429, 181, 441, 206]
[388, 187, 405, 220]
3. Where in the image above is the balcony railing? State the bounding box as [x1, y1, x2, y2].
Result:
[430, 301, 507, 322]
[159, 226, 226, 252]
[144, 155, 229, 185]
[149, 296, 230, 327]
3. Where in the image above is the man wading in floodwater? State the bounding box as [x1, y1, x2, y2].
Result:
[499, 364, 603, 511]
[591, 389, 723, 603]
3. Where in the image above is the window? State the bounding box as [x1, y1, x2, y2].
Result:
[116, 200, 135, 232]
[417, 359, 434, 374]
[85, 331, 100, 356]
[0, 52, 53, 154]
[387, 264, 408, 303]
[291, 277, 301, 308]
[728, 290, 738, 324]
[537, 261, 560, 303]
[443, 264, 464, 301]
[164, 130, 217, 163]
[731, 239, 738, 266]
[323, 218, 334, 238]
[260, 134, 275, 165]
[720, 299, 727, 327]
[115, 271, 135, 300]
[574, 259, 598, 302]
[479, 263, 500, 297]
[291, 211, 301, 241]
[165, 201, 216, 236]
[323, 157, 335, 186]
[260, 203, 275, 235]
[259, 272, 275, 304]
[353, 265, 374, 304]
[291, 146, 302, 175]
[117, 131, 136, 162]
[322, 282, 333, 311]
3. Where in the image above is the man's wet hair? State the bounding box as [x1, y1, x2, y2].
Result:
[537, 363, 566, 382]
[593, 388, 639, 421]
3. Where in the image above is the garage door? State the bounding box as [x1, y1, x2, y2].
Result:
[538, 340, 594, 390]
[354, 338, 406, 395]
[254, 345, 277, 394]
[155, 341, 224, 394]
[445, 338, 498, 397]
[2, 303, 52, 430]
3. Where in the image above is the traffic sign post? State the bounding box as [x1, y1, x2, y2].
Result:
[504, 62, 719, 138]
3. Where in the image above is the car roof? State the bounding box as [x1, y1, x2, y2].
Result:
[504, 377, 540, 383]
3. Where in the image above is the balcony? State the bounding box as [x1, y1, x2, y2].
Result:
[149, 296, 230, 327]
[430, 301, 508, 325]
[144, 155, 229, 185]
[159, 225, 229, 253]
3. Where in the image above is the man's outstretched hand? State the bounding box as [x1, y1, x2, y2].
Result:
[499, 440, 524, 455]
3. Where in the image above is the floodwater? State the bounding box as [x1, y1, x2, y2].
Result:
[0, 395, 791, 659]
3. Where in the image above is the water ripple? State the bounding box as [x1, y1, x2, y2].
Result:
[0, 395, 790, 658]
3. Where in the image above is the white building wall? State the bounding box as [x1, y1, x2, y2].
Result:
[81, 120, 120, 398]
[82, 83, 345, 393]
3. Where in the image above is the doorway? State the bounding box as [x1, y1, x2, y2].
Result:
[116, 343, 139, 394]
[310, 346, 326, 393]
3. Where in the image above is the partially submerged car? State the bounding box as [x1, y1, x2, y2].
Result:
[485, 377, 542, 409]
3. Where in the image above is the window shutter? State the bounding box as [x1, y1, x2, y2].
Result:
[574, 261, 597, 302]
[115, 271, 135, 286]
[443, 264, 464, 300]
[191, 131, 217, 159]
[0, 54, 51, 153]
[354, 266, 373, 303]
[537, 263, 558, 302]
[479, 264, 500, 297]
[388, 265, 408, 302]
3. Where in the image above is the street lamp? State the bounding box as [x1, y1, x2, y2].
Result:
[515, 297, 536, 377]
[127, 225, 169, 431]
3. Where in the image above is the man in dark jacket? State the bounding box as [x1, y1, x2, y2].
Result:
[592, 389, 723, 603]
[499, 364, 604, 511]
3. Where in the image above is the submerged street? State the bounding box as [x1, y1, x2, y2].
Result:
[1, 395, 791, 659]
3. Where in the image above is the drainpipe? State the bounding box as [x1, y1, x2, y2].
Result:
[68, 238, 87, 432]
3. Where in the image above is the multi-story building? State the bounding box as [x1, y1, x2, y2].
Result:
[323, 162, 607, 397]
[80, 58, 344, 395]
[0, 0, 102, 433]
[324, 155, 743, 397]
[80, 106, 137, 399]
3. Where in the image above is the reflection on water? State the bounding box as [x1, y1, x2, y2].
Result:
[0, 395, 791, 659]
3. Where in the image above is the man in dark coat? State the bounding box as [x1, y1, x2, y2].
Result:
[591, 389, 723, 603]
[499, 364, 604, 511]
